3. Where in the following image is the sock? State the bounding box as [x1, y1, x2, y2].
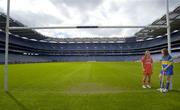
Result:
[160, 80, 164, 89]
[166, 82, 170, 90]
[148, 80, 150, 85]
[143, 80, 146, 85]
[169, 78, 173, 90]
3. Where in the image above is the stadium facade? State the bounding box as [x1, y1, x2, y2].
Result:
[0, 6, 180, 63]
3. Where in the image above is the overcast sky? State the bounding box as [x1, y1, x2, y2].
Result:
[0, 0, 180, 38]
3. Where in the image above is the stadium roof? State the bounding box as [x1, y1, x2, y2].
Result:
[44, 37, 126, 43]
[0, 12, 47, 40]
[135, 5, 180, 41]
[0, 5, 180, 43]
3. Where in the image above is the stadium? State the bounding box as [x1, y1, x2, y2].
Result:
[0, 0, 180, 110]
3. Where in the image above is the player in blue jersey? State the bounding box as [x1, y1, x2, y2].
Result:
[158, 48, 174, 93]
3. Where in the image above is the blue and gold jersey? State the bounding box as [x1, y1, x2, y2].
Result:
[160, 55, 173, 75]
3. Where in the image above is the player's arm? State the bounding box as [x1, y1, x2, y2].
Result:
[151, 58, 153, 71]
[161, 61, 166, 73]
[141, 58, 145, 71]
[141, 62, 144, 68]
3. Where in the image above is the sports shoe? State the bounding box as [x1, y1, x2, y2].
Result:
[146, 85, 151, 88]
[157, 88, 163, 92]
[163, 89, 168, 93]
[142, 85, 146, 88]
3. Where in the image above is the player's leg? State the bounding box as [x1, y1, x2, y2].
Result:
[142, 74, 147, 88]
[157, 73, 165, 92]
[164, 75, 171, 92]
[146, 75, 151, 88]
[159, 74, 164, 88]
[169, 76, 173, 90]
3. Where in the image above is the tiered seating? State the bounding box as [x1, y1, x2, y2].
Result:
[0, 30, 180, 63]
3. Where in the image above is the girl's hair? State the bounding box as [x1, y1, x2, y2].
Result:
[161, 48, 169, 56]
[144, 50, 151, 59]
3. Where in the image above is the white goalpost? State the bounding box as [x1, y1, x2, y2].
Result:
[4, 0, 171, 92]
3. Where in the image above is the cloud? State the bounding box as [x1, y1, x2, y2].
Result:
[11, 11, 62, 27]
[50, 0, 103, 11]
[0, 0, 179, 38]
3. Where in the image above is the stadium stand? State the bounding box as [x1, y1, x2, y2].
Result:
[0, 6, 180, 63]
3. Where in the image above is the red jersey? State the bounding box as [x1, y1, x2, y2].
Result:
[141, 56, 153, 74]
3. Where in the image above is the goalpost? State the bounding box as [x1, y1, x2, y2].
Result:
[4, 0, 171, 92]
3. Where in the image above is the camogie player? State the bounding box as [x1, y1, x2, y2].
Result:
[141, 51, 153, 88]
[158, 48, 174, 93]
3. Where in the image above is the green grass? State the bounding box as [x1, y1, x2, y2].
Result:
[0, 62, 180, 110]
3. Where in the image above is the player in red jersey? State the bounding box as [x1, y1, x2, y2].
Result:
[141, 51, 153, 88]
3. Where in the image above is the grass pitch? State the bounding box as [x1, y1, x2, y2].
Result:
[0, 62, 180, 110]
